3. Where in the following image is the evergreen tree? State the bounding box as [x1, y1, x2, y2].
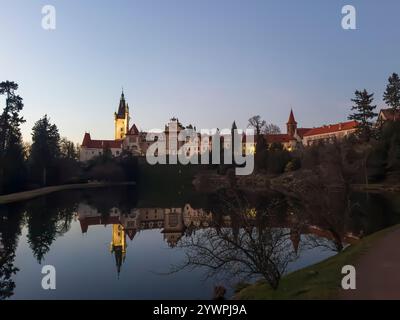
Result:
[255, 135, 268, 171]
[29, 115, 61, 186]
[0, 81, 26, 194]
[348, 89, 378, 142]
[383, 73, 400, 119]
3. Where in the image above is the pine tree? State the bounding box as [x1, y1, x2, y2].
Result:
[29, 115, 61, 186]
[383, 73, 400, 119]
[348, 89, 378, 142]
[0, 81, 26, 194]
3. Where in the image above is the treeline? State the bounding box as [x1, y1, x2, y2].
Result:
[0, 81, 138, 195]
[249, 72, 400, 184]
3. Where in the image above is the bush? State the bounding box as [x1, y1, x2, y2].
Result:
[285, 158, 301, 172]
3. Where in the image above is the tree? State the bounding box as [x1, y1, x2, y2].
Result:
[267, 148, 291, 174]
[255, 135, 268, 171]
[348, 89, 378, 142]
[264, 123, 281, 134]
[248, 115, 266, 136]
[387, 132, 400, 173]
[0, 81, 26, 194]
[247, 116, 269, 171]
[60, 137, 77, 160]
[29, 115, 61, 186]
[367, 142, 388, 182]
[383, 73, 400, 119]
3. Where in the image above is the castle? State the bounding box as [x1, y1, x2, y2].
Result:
[80, 91, 366, 162]
[264, 109, 358, 150]
[80, 91, 148, 161]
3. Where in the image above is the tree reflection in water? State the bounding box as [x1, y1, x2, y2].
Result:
[0, 185, 399, 299]
[0, 205, 23, 300]
[26, 196, 76, 264]
[172, 190, 297, 290]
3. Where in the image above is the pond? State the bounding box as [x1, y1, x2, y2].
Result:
[0, 186, 399, 300]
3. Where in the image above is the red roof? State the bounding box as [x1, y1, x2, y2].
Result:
[380, 108, 400, 121]
[296, 128, 312, 138]
[303, 121, 358, 137]
[81, 132, 122, 149]
[127, 124, 139, 135]
[79, 216, 121, 233]
[265, 134, 292, 143]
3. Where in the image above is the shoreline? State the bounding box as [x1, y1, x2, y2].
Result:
[350, 183, 400, 193]
[0, 181, 136, 205]
[194, 170, 400, 194]
[234, 224, 400, 300]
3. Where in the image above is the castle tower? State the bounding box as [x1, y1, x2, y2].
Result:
[114, 90, 130, 140]
[286, 109, 297, 137]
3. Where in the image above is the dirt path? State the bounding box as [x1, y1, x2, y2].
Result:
[341, 226, 400, 300]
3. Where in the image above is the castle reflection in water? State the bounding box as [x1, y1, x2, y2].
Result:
[77, 203, 360, 275]
[78, 203, 214, 274]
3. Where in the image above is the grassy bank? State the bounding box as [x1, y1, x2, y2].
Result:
[0, 181, 135, 205]
[235, 224, 400, 300]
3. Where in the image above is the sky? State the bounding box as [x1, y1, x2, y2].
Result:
[1, 0, 400, 143]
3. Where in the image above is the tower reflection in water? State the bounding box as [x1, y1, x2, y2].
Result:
[78, 204, 189, 274]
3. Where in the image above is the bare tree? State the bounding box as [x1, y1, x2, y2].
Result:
[60, 137, 78, 160]
[248, 115, 266, 136]
[264, 123, 281, 135]
[171, 191, 296, 290]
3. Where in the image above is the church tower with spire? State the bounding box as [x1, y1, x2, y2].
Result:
[114, 90, 130, 140]
[286, 109, 297, 137]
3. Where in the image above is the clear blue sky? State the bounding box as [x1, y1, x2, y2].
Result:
[1, 0, 400, 143]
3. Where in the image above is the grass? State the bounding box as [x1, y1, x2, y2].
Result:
[235, 224, 400, 300]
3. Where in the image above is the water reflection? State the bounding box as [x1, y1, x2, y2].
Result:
[0, 187, 399, 299]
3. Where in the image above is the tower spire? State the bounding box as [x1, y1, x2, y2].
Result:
[286, 109, 297, 137]
[287, 108, 297, 125]
[115, 89, 130, 139]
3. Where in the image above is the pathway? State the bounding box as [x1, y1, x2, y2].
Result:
[341, 226, 400, 299]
